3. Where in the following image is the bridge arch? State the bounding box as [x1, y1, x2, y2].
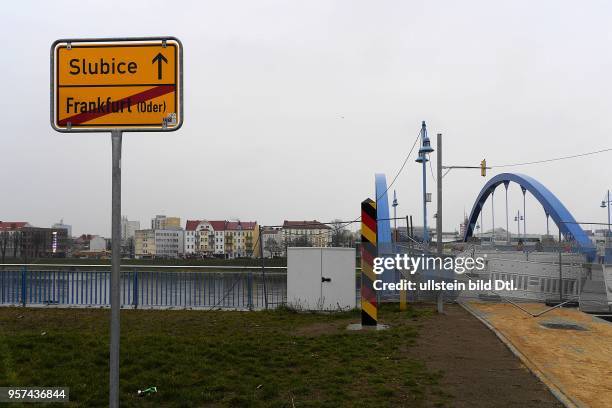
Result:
[462, 173, 595, 258]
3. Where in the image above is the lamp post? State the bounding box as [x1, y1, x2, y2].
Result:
[602, 189, 611, 236]
[392, 190, 398, 243]
[514, 211, 524, 241]
[415, 121, 434, 245]
[602, 190, 611, 257]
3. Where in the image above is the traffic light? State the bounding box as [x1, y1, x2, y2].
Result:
[480, 159, 486, 177]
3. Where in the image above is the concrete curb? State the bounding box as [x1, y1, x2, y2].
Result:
[459, 301, 584, 408]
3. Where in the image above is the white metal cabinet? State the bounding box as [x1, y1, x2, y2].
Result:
[287, 247, 356, 311]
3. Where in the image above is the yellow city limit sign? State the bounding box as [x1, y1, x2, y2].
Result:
[51, 37, 183, 132]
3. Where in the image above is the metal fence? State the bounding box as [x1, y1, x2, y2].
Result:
[0, 266, 287, 310]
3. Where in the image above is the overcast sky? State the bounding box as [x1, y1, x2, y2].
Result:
[2, 0, 611, 237]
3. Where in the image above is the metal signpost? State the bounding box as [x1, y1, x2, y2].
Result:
[50, 37, 183, 407]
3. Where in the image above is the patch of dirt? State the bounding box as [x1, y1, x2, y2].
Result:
[411, 303, 563, 408]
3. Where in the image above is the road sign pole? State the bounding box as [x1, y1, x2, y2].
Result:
[51, 37, 183, 408]
[109, 130, 122, 408]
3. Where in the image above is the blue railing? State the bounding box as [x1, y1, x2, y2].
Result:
[0, 266, 286, 310]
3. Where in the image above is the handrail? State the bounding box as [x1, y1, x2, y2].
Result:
[0, 263, 364, 270]
[484, 257, 585, 268]
[494, 292, 580, 318]
[0, 263, 287, 269]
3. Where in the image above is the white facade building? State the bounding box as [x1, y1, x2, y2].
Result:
[184, 220, 215, 256]
[214, 230, 225, 256]
[184, 220, 259, 258]
[121, 217, 140, 241]
[184, 229, 197, 255]
[89, 236, 107, 252]
[154, 229, 185, 258]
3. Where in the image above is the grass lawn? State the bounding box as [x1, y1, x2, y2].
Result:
[0, 305, 450, 407]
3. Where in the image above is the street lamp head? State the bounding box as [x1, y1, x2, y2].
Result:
[419, 132, 434, 155]
[419, 140, 434, 155]
[601, 201, 607, 208]
[415, 153, 427, 163]
[418, 120, 434, 155]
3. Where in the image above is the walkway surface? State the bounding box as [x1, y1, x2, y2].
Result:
[465, 302, 612, 408]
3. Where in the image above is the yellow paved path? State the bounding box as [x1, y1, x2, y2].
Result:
[466, 302, 612, 408]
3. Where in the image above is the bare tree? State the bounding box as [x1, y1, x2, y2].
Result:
[264, 237, 282, 258]
[330, 219, 354, 247]
[284, 235, 310, 248]
[12, 231, 21, 259]
[295, 235, 311, 247]
[29, 230, 48, 260]
[0, 231, 8, 264]
[20, 232, 28, 263]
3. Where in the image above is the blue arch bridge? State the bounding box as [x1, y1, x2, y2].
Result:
[372, 172, 607, 307]
[374, 172, 596, 261]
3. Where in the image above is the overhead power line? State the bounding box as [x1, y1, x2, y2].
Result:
[272, 131, 422, 239]
[492, 147, 612, 168]
[380, 131, 422, 200]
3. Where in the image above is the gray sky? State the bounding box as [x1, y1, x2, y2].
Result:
[2, 0, 611, 237]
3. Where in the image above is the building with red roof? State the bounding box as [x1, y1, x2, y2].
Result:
[183, 219, 260, 259]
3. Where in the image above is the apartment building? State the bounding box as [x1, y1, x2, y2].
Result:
[282, 220, 332, 248]
[0, 222, 30, 260]
[221, 221, 258, 259]
[135, 229, 156, 258]
[184, 221, 198, 256]
[185, 220, 215, 257]
[151, 215, 181, 230]
[0, 222, 68, 259]
[155, 229, 185, 258]
[121, 216, 140, 241]
[135, 228, 184, 259]
[184, 220, 260, 258]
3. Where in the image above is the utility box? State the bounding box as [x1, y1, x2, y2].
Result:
[287, 247, 356, 311]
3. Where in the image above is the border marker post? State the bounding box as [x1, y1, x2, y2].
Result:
[361, 198, 378, 326]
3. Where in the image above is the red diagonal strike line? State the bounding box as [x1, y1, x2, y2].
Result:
[58, 85, 175, 126]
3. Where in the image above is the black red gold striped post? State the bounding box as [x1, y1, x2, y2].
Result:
[361, 198, 378, 326]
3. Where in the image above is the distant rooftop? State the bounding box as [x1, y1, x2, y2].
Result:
[283, 220, 332, 230]
[186, 220, 257, 231]
[0, 222, 30, 230]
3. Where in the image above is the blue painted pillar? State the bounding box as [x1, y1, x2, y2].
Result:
[375, 173, 394, 296]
